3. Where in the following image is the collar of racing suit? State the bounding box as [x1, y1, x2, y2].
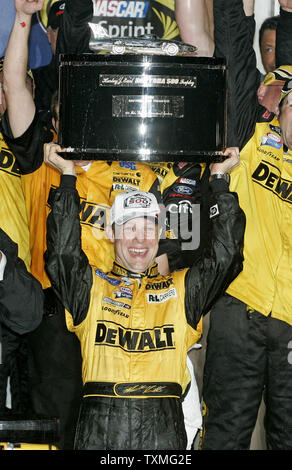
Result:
[111, 261, 159, 280]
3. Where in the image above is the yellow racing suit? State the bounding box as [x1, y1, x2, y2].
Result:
[44, 173, 245, 449]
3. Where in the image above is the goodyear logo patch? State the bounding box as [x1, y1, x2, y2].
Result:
[147, 287, 177, 303]
[94, 0, 150, 18]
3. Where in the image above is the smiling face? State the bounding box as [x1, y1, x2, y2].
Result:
[107, 217, 161, 273]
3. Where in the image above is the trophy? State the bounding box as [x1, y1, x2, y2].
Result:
[58, 27, 227, 162]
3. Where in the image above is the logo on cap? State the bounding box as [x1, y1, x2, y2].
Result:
[124, 193, 152, 209]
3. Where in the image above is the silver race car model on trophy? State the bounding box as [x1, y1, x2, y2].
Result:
[88, 23, 197, 56]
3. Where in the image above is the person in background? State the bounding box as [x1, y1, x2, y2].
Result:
[0, 57, 33, 416]
[201, 0, 292, 450]
[1, 0, 179, 449]
[32, 0, 92, 115]
[259, 14, 280, 74]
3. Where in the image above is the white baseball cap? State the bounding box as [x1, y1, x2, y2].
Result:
[110, 191, 160, 226]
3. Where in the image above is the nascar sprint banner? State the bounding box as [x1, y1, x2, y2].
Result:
[91, 0, 180, 40]
[39, 0, 179, 40]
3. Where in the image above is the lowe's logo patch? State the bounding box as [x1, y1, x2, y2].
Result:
[114, 286, 133, 300]
[261, 132, 283, 149]
[147, 287, 177, 303]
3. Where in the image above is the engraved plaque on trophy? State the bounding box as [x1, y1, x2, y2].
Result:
[58, 53, 227, 162]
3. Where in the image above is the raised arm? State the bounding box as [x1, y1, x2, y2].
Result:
[3, 0, 43, 138]
[276, 1, 292, 67]
[184, 148, 246, 329]
[213, 0, 262, 149]
[175, 0, 214, 56]
[43, 143, 93, 326]
[55, 0, 93, 56]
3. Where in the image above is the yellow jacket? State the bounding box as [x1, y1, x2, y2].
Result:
[227, 116, 292, 325]
[0, 132, 30, 269]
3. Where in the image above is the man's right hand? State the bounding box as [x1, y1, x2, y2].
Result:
[15, 0, 44, 15]
[44, 143, 76, 176]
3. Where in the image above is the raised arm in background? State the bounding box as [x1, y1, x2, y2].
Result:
[3, 0, 43, 138]
[276, 0, 292, 67]
[213, 0, 262, 149]
[174, 0, 214, 56]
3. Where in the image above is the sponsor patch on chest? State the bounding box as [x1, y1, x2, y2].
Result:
[261, 132, 283, 149]
[147, 287, 177, 303]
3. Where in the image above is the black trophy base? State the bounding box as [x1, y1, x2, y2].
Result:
[59, 54, 227, 163]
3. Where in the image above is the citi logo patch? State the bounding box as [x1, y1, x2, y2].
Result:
[147, 287, 177, 303]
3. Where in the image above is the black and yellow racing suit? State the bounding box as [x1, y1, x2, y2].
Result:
[44, 174, 245, 450]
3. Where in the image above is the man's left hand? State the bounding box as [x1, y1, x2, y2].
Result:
[210, 147, 240, 175]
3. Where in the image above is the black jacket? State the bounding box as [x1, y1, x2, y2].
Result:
[0, 229, 43, 362]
